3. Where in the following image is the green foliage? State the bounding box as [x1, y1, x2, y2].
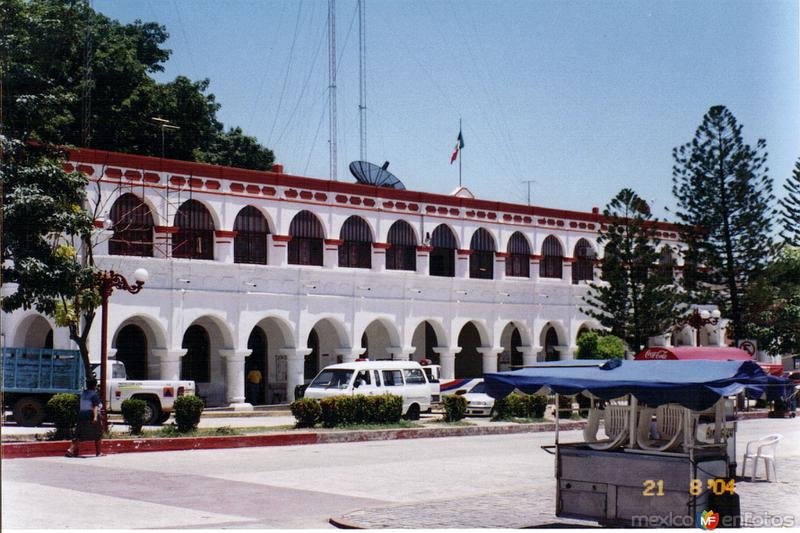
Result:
[0, 0, 273, 170]
[319, 397, 339, 428]
[173, 395, 204, 432]
[581, 188, 681, 351]
[442, 395, 467, 422]
[290, 397, 321, 428]
[121, 398, 147, 435]
[672, 105, 776, 341]
[492, 393, 547, 420]
[369, 394, 403, 424]
[742, 246, 800, 355]
[46, 393, 79, 440]
[779, 159, 800, 247]
[596, 335, 626, 359]
[558, 396, 574, 419]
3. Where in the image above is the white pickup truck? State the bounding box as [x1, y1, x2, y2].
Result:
[92, 361, 196, 425]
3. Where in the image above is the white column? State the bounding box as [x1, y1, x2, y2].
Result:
[557, 345, 575, 361]
[563, 259, 574, 283]
[215, 231, 236, 264]
[478, 347, 503, 374]
[494, 254, 506, 280]
[335, 347, 367, 363]
[416, 246, 431, 275]
[153, 226, 177, 259]
[434, 346, 461, 380]
[268, 235, 290, 266]
[455, 250, 471, 278]
[519, 345, 541, 366]
[282, 348, 312, 401]
[152, 349, 187, 381]
[387, 346, 415, 360]
[531, 256, 541, 282]
[372, 243, 389, 272]
[219, 349, 252, 410]
[324, 239, 341, 268]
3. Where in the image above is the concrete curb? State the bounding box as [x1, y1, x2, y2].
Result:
[1, 420, 587, 460]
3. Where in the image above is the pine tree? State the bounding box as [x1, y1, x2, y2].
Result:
[582, 189, 681, 352]
[779, 158, 800, 246]
[672, 106, 775, 342]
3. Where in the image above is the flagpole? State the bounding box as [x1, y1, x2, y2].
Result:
[459, 117, 462, 187]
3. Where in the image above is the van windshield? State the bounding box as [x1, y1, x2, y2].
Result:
[309, 369, 354, 389]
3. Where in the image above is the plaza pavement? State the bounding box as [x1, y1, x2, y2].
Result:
[1, 417, 797, 529]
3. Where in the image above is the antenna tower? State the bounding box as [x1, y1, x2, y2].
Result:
[81, 0, 94, 147]
[328, 0, 338, 181]
[358, 0, 367, 161]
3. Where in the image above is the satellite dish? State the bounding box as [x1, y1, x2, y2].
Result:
[349, 161, 406, 189]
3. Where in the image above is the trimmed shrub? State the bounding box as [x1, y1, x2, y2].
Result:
[173, 395, 205, 432]
[319, 397, 339, 428]
[372, 394, 402, 423]
[46, 393, 79, 440]
[558, 395, 573, 419]
[334, 396, 358, 425]
[492, 393, 548, 420]
[290, 397, 321, 428]
[121, 398, 147, 435]
[442, 394, 467, 422]
[526, 394, 548, 418]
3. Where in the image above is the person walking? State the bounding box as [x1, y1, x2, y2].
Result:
[246, 366, 263, 405]
[66, 378, 103, 457]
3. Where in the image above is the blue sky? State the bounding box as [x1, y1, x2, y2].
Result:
[95, 0, 799, 219]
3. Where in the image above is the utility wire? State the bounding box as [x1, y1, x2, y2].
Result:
[267, 1, 305, 146]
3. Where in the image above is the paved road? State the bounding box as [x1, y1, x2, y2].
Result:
[2, 418, 798, 529]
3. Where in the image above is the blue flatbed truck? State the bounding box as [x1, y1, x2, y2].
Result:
[2, 347, 85, 426]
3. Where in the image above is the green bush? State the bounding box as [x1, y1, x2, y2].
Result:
[290, 397, 321, 428]
[575, 394, 592, 418]
[442, 394, 467, 422]
[576, 331, 626, 360]
[526, 394, 548, 418]
[558, 395, 573, 419]
[46, 393, 79, 440]
[319, 397, 339, 428]
[173, 395, 205, 432]
[371, 394, 402, 423]
[121, 398, 147, 435]
[492, 393, 547, 420]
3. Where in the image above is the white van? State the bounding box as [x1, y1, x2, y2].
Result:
[304, 361, 432, 420]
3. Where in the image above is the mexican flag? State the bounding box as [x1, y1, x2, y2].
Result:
[450, 130, 464, 164]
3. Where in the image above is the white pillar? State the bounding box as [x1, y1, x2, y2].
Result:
[494, 254, 506, 280]
[335, 347, 366, 363]
[434, 346, 461, 380]
[152, 349, 187, 381]
[519, 345, 541, 366]
[416, 246, 431, 275]
[219, 349, 251, 410]
[282, 348, 312, 401]
[563, 259, 574, 283]
[531, 256, 541, 282]
[456, 250, 471, 278]
[557, 345, 575, 361]
[269, 235, 290, 267]
[153, 226, 177, 259]
[372, 243, 389, 272]
[387, 346, 415, 360]
[478, 347, 503, 374]
[215, 231, 236, 264]
[324, 239, 341, 268]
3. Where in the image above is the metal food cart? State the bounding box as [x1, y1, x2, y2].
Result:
[485, 359, 792, 528]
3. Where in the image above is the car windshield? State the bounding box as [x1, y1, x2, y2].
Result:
[309, 369, 354, 389]
[470, 382, 486, 394]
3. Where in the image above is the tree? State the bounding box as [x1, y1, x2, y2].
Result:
[672, 106, 776, 342]
[576, 330, 626, 360]
[1, 137, 100, 377]
[779, 158, 800, 246]
[195, 127, 275, 171]
[741, 246, 800, 356]
[582, 189, 681, 352]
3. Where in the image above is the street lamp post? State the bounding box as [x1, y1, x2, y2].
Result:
[685, 308, 721, 347]
[99, 268, 148, 432]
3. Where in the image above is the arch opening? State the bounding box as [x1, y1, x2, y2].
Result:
[429, 224, 457, 277]
[506, 232, 530, 278]
[234, 206, 270, 265]
[540, 236, 564, 279]
[339, 216, 373, 269]
[109, 193, 154, 257]
[288, 210, 324, 266]
[386, 220, 417, 271]
[456, 322, 484, 378]
[173, 200, 215, 260]
[572, 238, 595, 283]
[469, 228, 495, 279]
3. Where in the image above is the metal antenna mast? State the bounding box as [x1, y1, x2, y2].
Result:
[328, 0, 338, 181]
[522, 179, 537, 205]
[358, 0, 367, 161]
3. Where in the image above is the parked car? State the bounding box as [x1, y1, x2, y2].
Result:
[456, 379, 495, 417]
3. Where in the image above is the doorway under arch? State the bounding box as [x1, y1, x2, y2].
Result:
[456, 322, 484, 378]
[115, 324, 148, 380]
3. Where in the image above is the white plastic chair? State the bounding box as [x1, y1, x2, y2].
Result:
[741, 434, 782, 481]
[636, 404, 685, 452]
[585, 405, 630, 451]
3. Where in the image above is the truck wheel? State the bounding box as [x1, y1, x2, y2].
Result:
[141, 399, 162, 426]
[13, 397, 46, 427]
[405, 404, 421, 421]
[156, 412, 171, 424]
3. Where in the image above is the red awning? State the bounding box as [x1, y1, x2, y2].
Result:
[634, 346, 752, 361]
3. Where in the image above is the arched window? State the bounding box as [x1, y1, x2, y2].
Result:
[109, 193, 153, 257]
[173, 200, 215, 260]
[506, 232, 530, 278]
[288, 210, 324, 266]
[540, 236, 563, 279]
[469, 228, 495, 279]
[430, 225, 457, 277]
[386, 220, 417, 271]
[339, 216, 372, 269]
[181, 325, 210, 383]
[659, 246, 675, 282]
[234, 206, 269, 264]
[572, 239, 595, 284]
[544, 327, 559, 362]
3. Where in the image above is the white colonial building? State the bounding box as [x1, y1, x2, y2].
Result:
[2, 148, 690, 409]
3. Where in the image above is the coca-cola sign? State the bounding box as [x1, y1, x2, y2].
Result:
[638, 347, 674, 360]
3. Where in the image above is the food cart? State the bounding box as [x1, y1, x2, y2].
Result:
[485, 359, 792, 528]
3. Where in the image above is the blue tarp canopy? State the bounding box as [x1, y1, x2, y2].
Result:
[484, 359, 793, 411]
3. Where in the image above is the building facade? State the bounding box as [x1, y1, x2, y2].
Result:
[3, 148, 690, 409]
